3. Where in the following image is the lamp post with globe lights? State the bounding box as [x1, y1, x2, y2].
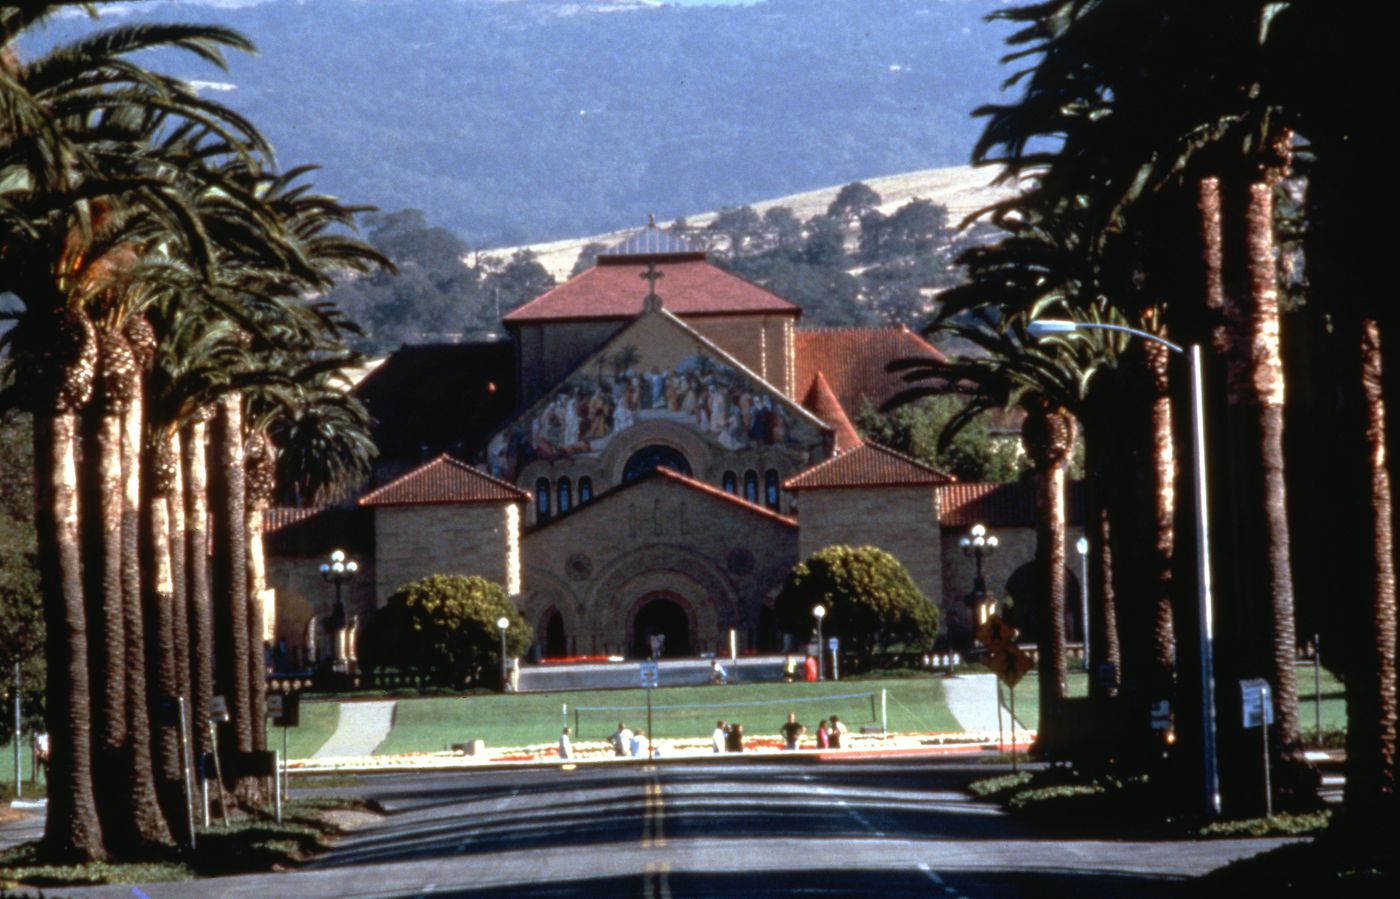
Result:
[960, 523, 999, 624]
[319, 550, 358, 673]
[497, 616, 511, 692]
[812, 605, 827, 680]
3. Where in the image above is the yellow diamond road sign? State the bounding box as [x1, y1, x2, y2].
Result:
[985, 644, 1034, 688]
[975, 614, 1018, 653]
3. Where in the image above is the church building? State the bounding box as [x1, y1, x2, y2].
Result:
[265, 222, 1080, 663]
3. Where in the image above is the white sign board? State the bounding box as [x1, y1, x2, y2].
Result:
[208, 694, 229, 723]
[639, 661, 659, 689]
[1240, 678, 1274, 729]
[266, 693, 284, 718]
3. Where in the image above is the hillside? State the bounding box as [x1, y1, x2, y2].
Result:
[34, 0, 1013, 246]
[502, 163, 1013, 281]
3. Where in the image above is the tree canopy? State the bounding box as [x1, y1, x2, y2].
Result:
[774, 545, 938, 666]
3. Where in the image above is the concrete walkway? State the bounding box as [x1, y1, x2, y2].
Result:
[312, 701, 396, 759]
[943, 674, 1027, 736]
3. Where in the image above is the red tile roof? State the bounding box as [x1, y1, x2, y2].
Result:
[784, 442, 952, 490]
[263, 506, 323, 534]
[794, 326, 946, 417]
[938, 480, 1085, 527]
[801, 372, 863, 454]
[503, 258, 800, 323]
[358, 454, 529, 507]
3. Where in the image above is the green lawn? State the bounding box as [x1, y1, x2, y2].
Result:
[1009, 663, 1345, 737]
[372, 677, 962, 754]
[276, 700, 341, 760]
[0, 741, 44, 800]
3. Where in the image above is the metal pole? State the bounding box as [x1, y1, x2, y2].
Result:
[1079, 546, 1090, 671]
[499, 627, 508, 691]
[815, 619, 824, 681]
[1313, 634, 1322, 739]
[209, 723, 229, 827]
[178, 696, 196, 848]
[1260, 684, 1272, 819]
[647, 688, 654, 759]
[274, 750, 283, 825]
[1009, 684, 1018, 773]
[831, 644, 839, 682]
[881, 688, 887, 740]
[13, 661, 21, 799]
[282, 723, 290, 807]
[1190, 344, 1221, 816]
[996, 679, 1005, 752]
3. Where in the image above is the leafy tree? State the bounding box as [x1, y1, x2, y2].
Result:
[570, 241, 609, 277]
[760, 206, 803, 251]
[369, 575, 532, 688]
[485, 250, 555, 315]
[854, 396, 1026, 483]
[774, 545, 938, 669]
[827, 182, 882, 226]
[706, 205, 764, 258]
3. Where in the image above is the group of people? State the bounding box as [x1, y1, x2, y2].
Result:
[555, 711, 849, 761]
[778, 712, 847, 750]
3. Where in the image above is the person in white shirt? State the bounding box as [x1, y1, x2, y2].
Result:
[610, 722, 633, 757]
[630, 729, 646, 757]
[712, 720, 726, 753]
[559, 726, 573, 760]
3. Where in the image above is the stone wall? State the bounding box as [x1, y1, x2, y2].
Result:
[372, 502, 524, 599]
[795, 485, 943, 628]
[519, 475, 798, 658]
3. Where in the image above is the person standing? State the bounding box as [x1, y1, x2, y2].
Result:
[559, 726, 573, 760]
[780, 712, 805, 750]
[726, 722, 745, 752]
[816, 719, 830, 749]
[630, 729, 646, 758]
[829, 714, 847, 749]
[611, 721, 633, 757]
[712, 720, 727, 753]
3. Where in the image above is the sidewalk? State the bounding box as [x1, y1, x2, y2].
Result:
[943, 673, 1027, 738]
[312, 701, 395, 759]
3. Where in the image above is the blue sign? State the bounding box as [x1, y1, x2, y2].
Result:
[1240, 679, 1274, 729]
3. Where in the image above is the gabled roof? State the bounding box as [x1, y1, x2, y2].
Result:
[784, 442, 952, 491]
[795, 326, 945, 417]
[353, 341, 516, 462]
[938, 480, 1085, 528]
[503, 258, 799, 324]
[530, 465, 797, 533]
[801, 371, 863, 454]
[358, 454, 529, 507]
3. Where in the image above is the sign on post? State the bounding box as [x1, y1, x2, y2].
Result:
[208, 695, 229, 723]
[267, 692, 300, 728]
[984, 645, 1033, 688]
[639, 661, 659, 689]
[975, 614, 1018, 653]
[1240, 679, 1274, 728]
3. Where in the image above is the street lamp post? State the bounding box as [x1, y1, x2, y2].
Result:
[318, 550, 358, 674]
[497, 616, 511, 692]
[960, 523, 999, 624]
[1027, 318, 1220, 816]
[812, 605, 826, 681]
[1076, 536, 1090, 672]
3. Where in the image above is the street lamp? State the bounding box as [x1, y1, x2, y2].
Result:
[1027, 318, 1220, 816]
[497, 616, 511, 692]
[812, 605, 826, 681]
[1076, 536, 1090, 672]
[960, 523, 999, 624]
[318, 549, 358, 674]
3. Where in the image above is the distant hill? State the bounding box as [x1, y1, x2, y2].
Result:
[34, 0, 1013, 246]
[500, 163, 1012, 280]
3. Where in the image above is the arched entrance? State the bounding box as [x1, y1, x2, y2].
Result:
[631, 593, 692, 658]
[541, 609, 567, 658]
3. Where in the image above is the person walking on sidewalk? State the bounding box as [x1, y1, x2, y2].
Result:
[559, 726, 573, 760]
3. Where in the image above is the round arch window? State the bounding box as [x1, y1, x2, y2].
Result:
[623, 444, 692, 482]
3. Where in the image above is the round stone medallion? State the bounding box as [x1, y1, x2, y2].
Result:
[566, 553, 594, 581]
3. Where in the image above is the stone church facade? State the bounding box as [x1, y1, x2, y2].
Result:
[264, 223, 1084, 663]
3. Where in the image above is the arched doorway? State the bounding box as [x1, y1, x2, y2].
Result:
[542, 610, 567, 658]
[632, 594, 692, 658]
[623, 444, 692, 482]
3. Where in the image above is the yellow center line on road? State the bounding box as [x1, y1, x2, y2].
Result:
[641, 768, 667, 849]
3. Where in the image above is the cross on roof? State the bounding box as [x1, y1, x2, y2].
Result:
[641, 261, 665, 311]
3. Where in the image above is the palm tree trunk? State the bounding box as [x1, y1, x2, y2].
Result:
[119, 359, 171, 847]
[145, 430, 186, 833]
[246, 431, 274, 754]
[166, 430, 192, 749]
[1341, 316, 1398, 821]
[1143, 341, 1177, 694]
[1023, 400, 1074, 745]
[210, 393, 259, 804]
[1079, 382, 1121, 701]
[182, 417, 214, 759]
[35, 410, 106, 862]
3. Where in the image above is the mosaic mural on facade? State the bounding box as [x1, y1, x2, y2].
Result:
[487, 337, 824, 482]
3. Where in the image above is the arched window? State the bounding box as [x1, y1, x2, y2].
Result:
[535, 478, 551, 520]
[743, 470, 759, 503]
[722, 471, 738, 494]
[764, 470, 780, 510]
[557, 477, 572, 513]
[578, 477, 593, 504]
[624, 444, 692, 482]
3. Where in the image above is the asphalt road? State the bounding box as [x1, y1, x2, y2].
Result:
[81, 757, 1292, 898]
